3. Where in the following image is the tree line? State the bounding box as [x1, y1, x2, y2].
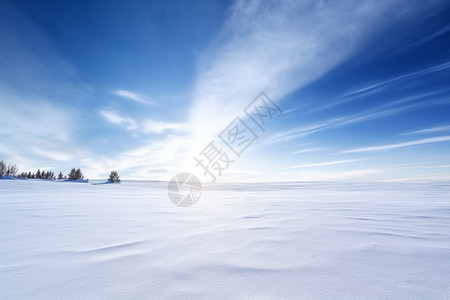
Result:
[0, 160, 120, 183]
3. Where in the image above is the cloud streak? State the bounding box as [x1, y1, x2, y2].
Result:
[100, 110, 137, 130]
[283, 159, 361, 169]
[100, 109, 185, 134]
[343, 62, 450, 99]
[342, 136, 450, 153]
[404, 125, 450, 135]
[291, 147, 323, 155]
[267, 91, 450, 144]
[142, 120, 185, 134]
[114, 89, 154, 105]
[311, 63, 450, 113]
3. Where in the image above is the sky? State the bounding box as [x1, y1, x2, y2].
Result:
[0, 0, 449, 182]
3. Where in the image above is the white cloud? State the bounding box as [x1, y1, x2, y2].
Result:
[404, 125, 450, 135]
[0, 89, 73, 144]
[292, 147, 323, 155]
[79, 134, 191, 179]
[100, 110, 137, 130]
[100, 109, 184, 134]
[342, 136, 450, 153]
[30, 146, 79, 162]
[114, 89, 153, 105]
[190, 2, 422, 119]
[397, 25, 450, 53]
[0, 87, 88, 172]
[142, 120, 185, 134]
[311, 72, 450, 113]
[266, 91, 449, 145]
[283, 159, 361, 169]
[342, 62, 450, 99]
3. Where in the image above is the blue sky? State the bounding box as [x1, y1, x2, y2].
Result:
[1, 0, 449, 182]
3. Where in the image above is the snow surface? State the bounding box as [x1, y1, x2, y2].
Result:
[0, 180, 449, 299]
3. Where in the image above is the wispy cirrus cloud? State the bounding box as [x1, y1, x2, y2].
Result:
[404, 125, 450, 135]
[291, 147, 323, 155]
[30, 146, 81, 162]
[282, 159, 361, 169]
[114, 89, 154, 105]
[80, 135, 191, 179]
[267, 91, 450, 144]
[342, 136, 450, 153]
[100, 109, 184, 134]
[343, 62, 450, 99]
[310, 63, 450, 113]
[0, 88, 86, 169]
[399, 25, 450, 52]
[100, 110, 137, 130]
[186, 0, 425, 156]
[142, 120, 185, 134]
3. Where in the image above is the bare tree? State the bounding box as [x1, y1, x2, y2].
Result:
[6, 163, 18, 177]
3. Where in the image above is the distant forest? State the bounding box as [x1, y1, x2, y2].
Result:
[0, 160, 120, 183]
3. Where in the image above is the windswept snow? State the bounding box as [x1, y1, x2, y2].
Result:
[0, 180, 449, 299]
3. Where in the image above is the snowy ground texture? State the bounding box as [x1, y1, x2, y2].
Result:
[1, 180, 449, 299]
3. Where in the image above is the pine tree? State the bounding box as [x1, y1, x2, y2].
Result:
[0, 160, 6, 177]
[36, 169, 41, 179]
[58, 171, 64, 180]
[68, 168, 84, 180]
[108, 170, 121, 183]
[68, 168, 76, 180]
